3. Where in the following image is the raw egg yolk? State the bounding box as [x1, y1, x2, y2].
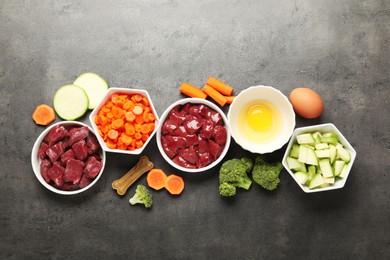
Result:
[247, 105, 273, 131]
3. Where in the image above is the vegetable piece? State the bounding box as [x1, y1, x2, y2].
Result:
[219, 157, 253, 197]
[73, 72, 109, 109]
[202, 84, 227, 107]
[32, 104, 56, 125]
[129, 184, 153, 208]
[225, 95, 235, 104]
[146, 169, 167, 190]
[252, 156, 283, 191]
[112, 156, 154, 196]
[180, 82, 207, 99]
[165, 174, 185, 195]
[206, 77, 234, 96]
[53, 84, 89, 120]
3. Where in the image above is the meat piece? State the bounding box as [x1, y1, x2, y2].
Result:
[60, 149, 75, 166]
[38, 141, 49, 160]
[164, 135, 186, 149]
[189, 104, 207, 118]
[40, 159, 52, 183]
[184, 134, 198, 147]
[63, 159, 85, 185]
[48, 162, 65, 187]
[183, 116, 202, 135]
[208, 139, 223, 161]
[179, 146, 197, 165]
[169, 111, 186, 126]
[161, 136, 178, 159]
[172, 126, 187, 137]
[199, 119, 214, 139]
[72, 139, 88, 161]
[198, 138, 208, 153]
[45, 125, 67, 146]
[46, 142, 65, 163]
[213, 125, 227, 145]
[55, 182, 74, 191]
[197, 152, 212, 168]
[86, 136, 100, 155]
[204, 109, 223, 126]
[83, 156, 103, 179]
[172, 155, 197, 169]
[68, 126, 89, 146]
[90, 153, 102, 162]
[161, 119, 179, 136]
[79, 174, 93, 189]
[181, 103, 191, 114]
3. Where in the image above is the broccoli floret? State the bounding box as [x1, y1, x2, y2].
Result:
[252, 156, 284, 191]
[219, 182, 236, 197]
[129, 185, 153, 208]
[240, 157, 254, 173]
[219, 158, 253, 196]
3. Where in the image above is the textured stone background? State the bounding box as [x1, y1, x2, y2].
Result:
[1, 0, 389, 259]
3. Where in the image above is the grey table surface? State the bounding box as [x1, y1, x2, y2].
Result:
[1, 0, 389, 259]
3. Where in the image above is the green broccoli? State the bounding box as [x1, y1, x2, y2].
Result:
[219, 158, 253, 197]
[129, 185, 153, 208]
[252, 156, 284, 191]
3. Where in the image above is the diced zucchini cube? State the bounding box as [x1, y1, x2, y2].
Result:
[289, 144, 300, 159]
[315, 149, 331, 158]
[286, 157, 307, 172]
[319, 158, 333, 178]
[315, 143, 329, 150]
[309, 174, 325, 189]
[296, 133, 315, 145]
[312, 132, 323, 144]
[294, 171, 309, 185]
[336, 144, 351, 163]
[334, 160, 346, 176]
[323, 177, 335, 184]
[298, 145, 308, 163]
[338, 164, 349, 178]
[320, 133, 339, 145]
[306, 147, 318, 166]
[329, 144, 337, 164]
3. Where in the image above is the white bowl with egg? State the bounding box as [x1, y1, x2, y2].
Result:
[228, 86, 295, 154]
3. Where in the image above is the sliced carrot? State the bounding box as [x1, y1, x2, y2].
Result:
[202, 84, 227, 107]
[165, 174, 185, 195]
[125, 111, 136, 122]
[112, 118, 124, 130]
[133, 105, 143, 115]
[121, 134, 133, 145]
[134, 132, 142, 140]
[106, 139, 117, 149]
[125, 124, 135, 136]
[111, 106, 124, 119]
[147, 169, 167, 190]
[180, 82, 207, 99]
[141, 134, 149, 142]
[206, 77, 234, 96]
[135, 140, 143, 148]
[32, 104, 56, 125]
[135, 114, 144, 124]
[225, 95, 236, 104]
[141, 124, 151, 134]
[132, 94, 143, 102]
[107, 129, 119, 140]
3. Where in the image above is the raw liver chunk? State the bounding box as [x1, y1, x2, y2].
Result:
[64, 159, 85, 185]
[83, 156, 103, 179]
[72, 139, 88, 161]
[213, 125, 227, 145]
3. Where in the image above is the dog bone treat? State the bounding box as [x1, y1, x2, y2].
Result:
[112, 155, 154, 196]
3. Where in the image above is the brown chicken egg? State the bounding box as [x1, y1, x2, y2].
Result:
[289, 88, 323, 119]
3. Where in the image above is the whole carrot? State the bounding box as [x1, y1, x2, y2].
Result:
[206, 77, 234, 96]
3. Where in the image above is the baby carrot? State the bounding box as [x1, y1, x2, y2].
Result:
[225, 95, 236, 104]
[202, 84, 227, 107]
[206, 77, 234, 96]
[180, 82, 207, 99]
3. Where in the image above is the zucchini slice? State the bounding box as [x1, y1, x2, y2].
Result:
[73, 72, 108, 109]
[53, 84, 89, 120]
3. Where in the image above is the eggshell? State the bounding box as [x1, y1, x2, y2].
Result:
[289, 88, 323, 119]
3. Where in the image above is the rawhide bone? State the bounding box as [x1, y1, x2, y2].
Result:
[112, 155, 154, 196]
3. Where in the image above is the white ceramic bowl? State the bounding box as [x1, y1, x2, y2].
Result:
[228, 85, 295, 154]
[31, 121, 106, 195]
[89, 87, 159, 155]
[282, 123, 357, 193]
[156, 98, 231, 173]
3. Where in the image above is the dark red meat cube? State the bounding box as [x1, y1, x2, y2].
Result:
[208, 139, 223, 160]
[55, 182, 74, 191]
[83, 156, 103, 179]
[79, 174, 93, 189]
[213, 125, 227, 145]
[161, 119, 179, 135]
[184, 134, 198, 147]
[198, 138, 208, 153]
[182, 103, 191, 114]
[161, 136, 178, 159]
[45, 125, 67, 146]
[183, 116, 202, 135]
[172, 155, 197, 169]
[199, 119, 214, 139]
[189, 104, 206, 117]
[60, 149, 75, 166]
[205, 109, 223, 126]
[64, 159, 85, 185]
[167, 104, 181, 118]
[40, 159, 52, 183]
[48, 162, 65, 187]
[38, 141, 49, 160]
[62, 137, 70, 149]
[169, 111, 186, 126]
[173, 126, 187, 137]
[86, 136, 100, 155]
[179, 146, 197, 165]
[90, 153, 102, 162]
[46, 142, 65, 163]
[197, 152, 212, 168]
[72, 139, 88, 161]
[68, 126, 89, 146]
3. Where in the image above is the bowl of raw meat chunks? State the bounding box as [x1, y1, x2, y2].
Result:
[31, 121, 106, 195]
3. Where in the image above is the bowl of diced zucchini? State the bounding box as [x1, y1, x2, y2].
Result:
[282, 123, 356, 193]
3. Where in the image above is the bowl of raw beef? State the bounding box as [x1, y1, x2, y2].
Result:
[31, 121, 106, 195]
[156, 98, 231, 173]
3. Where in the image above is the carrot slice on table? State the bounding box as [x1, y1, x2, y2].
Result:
[165, 174, 185, 195]
[32, 104, 56, 126]
[147, 169, 168, 190]
[225, 95, 236, 104]
[180, 82, 207, 99]
[202, 84, 227, 107]
[206, 77, 234, 96]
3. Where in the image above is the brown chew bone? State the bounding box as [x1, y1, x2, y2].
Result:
[112, 155, 154, 196]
